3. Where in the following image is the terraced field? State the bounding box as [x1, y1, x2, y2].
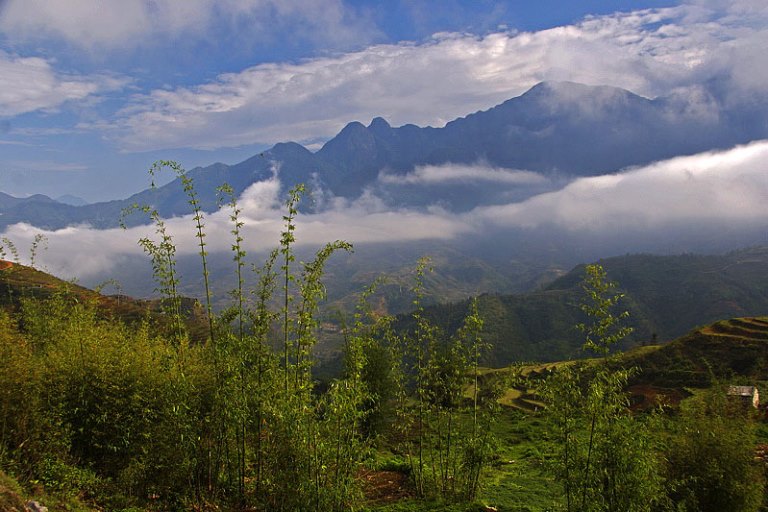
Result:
[486, 316, 768, 414]
[625, 316, 768, 389]
[702, 317, 768, 339]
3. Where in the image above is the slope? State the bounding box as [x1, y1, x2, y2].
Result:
[0, 260, 209, 342]
[413, 247, 768, 366]
[623, 316, 768, 389]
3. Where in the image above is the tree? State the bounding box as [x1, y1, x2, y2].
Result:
[392, 262, 497, 501]
[660, 383, 765, 512]
[544, 263, 662, 512]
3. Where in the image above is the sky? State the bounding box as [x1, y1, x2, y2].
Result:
[0, 0, 738, 202]
[3, 0, 768, 285]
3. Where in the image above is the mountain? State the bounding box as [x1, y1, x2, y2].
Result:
[55, 194, 88, 206]
[3, 81, 767, 230]
[412, 247, 768, 366]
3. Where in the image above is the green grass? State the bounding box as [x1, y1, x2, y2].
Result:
[365, 408, 562, 512]
[479, 409, 561, 512]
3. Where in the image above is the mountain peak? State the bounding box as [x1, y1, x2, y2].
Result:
[26, 194, 56, 203]
[522, 81, 643, 104]
[319, 121, 374, 156]
[270, 141, 312, 157]
[368, 116, 391, 132]
[338, 121, 367, 135]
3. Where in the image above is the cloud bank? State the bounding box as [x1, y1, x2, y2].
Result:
[0, 0, 377, 52]
[474, 139, 768, 232]
[102, 0, 768, 151]
[2, 140, 767, 283]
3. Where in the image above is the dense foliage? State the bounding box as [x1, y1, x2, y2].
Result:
[0, 163, 503, 511]
[410, 248, 768, 365]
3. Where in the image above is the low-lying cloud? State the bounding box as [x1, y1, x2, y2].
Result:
[474, 139, 768, 232]
[2, 140, 768, 285]
[379, 164, 549, 186]
[0, 177, 468, 281]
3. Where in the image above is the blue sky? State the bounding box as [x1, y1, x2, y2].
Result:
[0, 0, 763, 202]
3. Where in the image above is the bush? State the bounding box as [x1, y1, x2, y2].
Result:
[659, 385, 765, 512]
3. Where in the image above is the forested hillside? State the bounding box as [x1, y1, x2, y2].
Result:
[414, 247, 768, 365]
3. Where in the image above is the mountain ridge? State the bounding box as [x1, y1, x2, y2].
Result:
[412, 247, 768, 366]
[3, 80, 767, 230]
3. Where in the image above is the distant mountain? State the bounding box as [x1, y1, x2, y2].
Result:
[413, 247, 768, 366]
[2, 81, 767, 230]
[56, 194, 88, 206]
[0, 191, 58, 209]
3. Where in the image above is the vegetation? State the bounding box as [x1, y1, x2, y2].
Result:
[542, 264, 663, 512]
[406, 248, 768, 366]
[660, 383, 765, 512]
[0, 163, 766, 511]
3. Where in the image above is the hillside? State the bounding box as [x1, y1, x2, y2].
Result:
[2, 258, 766, 512]
[624, 316, 768, 389]
[493, 314, 768, 414]
[0, 260, 209, 342]
[10, 244, 768, 370]
[414, 247, 768, 366]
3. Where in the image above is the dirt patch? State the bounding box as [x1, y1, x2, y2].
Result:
[0, 260, 12, 271]
[359, 469, 412, 504]
[0, 471, 26, 512]
[629, 384, 688, 411]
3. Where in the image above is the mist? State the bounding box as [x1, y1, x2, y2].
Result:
[1, 140, 767, 298]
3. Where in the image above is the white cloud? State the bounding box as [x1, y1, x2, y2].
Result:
[4, 140, 768, 282]
[0, 1, 163, 50]
[1, 174, 467, 280]
[105, 1, 768, 151]
[0, 51, 124, 117]
[0, 0, 377, 51]
[474, 139, 768, 231]
[379, 164, 549, 186]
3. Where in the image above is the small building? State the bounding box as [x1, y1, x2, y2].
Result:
[727, 385, 760, 408]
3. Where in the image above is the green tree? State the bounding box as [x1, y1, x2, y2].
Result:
[660, 383, 765, 512]
[393, 262, 496, 502]
[544, 263, 662, 512]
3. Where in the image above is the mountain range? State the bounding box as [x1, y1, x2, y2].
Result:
[2, 80, 767, 230]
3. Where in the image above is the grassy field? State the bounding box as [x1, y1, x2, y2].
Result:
[365, 321, 768, 511]
[364, 407, 563, 512]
